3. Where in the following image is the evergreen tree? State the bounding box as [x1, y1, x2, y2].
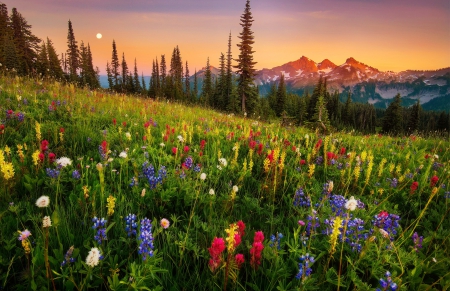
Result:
[79, 41, 88, 84]
[160, 54, 167, 97]
[201, 57, 213, 106]
[407, 100, 421, 133]
[185, 61, 190, 100]
[2, 35, 19, 71]
[133, 58, 141, 93]
[10, 8, 40, 75]
[121, 52, 129, 92]
[141, 72, 147, 94]
[0, 3, 10, 65]
[192, 69, 198, 103]
[46, 37, 63, 80]
[234, 0, 258, 115]
[149, 59, 157, 97]
[307, 76, 325, 120]
[225, 32, 233, 110]
[382, 93, 403, 135]
[342, 92, 352, 126]
[106, 61, 113, 89]
[437, 111, 449, 132]
[312, 96, 331, 133]
[111, 40, 120, 87]
[297, 96, 307, 126]
[36, 41, 49, 77]
[66, 20, 79, 81]
[86, 44, 99, 88]
[215, 52, 226, 109]
[275, 73, 287, 116]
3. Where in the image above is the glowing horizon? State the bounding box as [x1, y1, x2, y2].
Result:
[6, 0, 450, 75]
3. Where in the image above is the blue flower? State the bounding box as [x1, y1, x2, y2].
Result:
[293, 187, 311, 207]
[138, 218, 154, 260]
[125, 214, 137, 237]
[72, 170, 81, 179]
[295, 253, 314, 280]
[92, 217, 107, 244]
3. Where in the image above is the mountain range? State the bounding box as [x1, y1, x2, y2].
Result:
[100, 56, 450, 111]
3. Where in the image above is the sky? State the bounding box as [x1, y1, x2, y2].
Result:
[5, 0, 450, 75]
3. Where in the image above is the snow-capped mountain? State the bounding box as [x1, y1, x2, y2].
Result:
[254, 56, 450, 110]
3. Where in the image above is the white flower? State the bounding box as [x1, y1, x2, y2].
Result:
[160, 143, 165, 147]
[42, 216, 52, 228]
[217, 165, 222, 171]
[119, 151, 127, 158]
[141, 188, 146, 197]
[200, 173, 207, 180]
[434, 154, 439, 159]
[177, 135, 184, 142]
[209, 189, 215, 195]
[327, 181, 334, 193]
[345, 196, 358, 211]
[219, 158, 227, 167]
[56, 157, 72, 168]
[432, 257, 437, 263]
[86, 247, 101, 267]
[36, 196, 50, 207]
[379, 229, 390, 239]
[125, 132, 131, 140]
[232, 185, 238, 193]
[305, 134, 309, 139]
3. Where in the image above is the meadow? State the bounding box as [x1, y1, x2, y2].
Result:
[0, 73, 449, 291]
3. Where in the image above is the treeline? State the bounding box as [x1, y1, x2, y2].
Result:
[0, 3, 99, 88]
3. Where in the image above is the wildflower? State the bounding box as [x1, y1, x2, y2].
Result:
[269, 233, 283, 250]
[345, 196, 358, 211]
[237, 220, 246, 237]
[125, 132, 131, 140]
[250, 231, 264, 269]
[410, 181, 419, 194]
[232, 185, 238, 193]
[1, 162, 15, 180]
[86, 247, 102, 267]
[56, 157, 72, 168]
[177, 135, 184, 143]
[376, 271, 398, 291]
[172, 147, 177, 155]
[92, 217, 107, 244]
[295, 253, 315, 281]
[46, 168, 60, 178]
[293, 187, 311, 207]
[225, 223, 240, 252]
[72, 170, 81, 179]
[329, 216, 343, 255]
[219, 158, 228, 167]
[182, 156, 193, 170]
[372, 211, 400, 241]
[125, 214, 138, 237]
[200, 173, 207, 180]
[61, 246, 75, 266]
[138, 218, 154, 260]
[36, 195, 50, 207]
[235, 254, 245, 269]
[183, 145, 189, 152]
[119, 151, 127, 158]
[208, 237, 226, 272]
[106, 195, 116, 216]
[160, 143, 165, 147]
[42, 216, 52, 228]
[160, 218, 170, 229]
[48, 152, 56, 163]
[18, 229, 32, 241]
[41, 140, 49, 152]
[298, 220, 305, 226]
[209, 189, 215, 195]
[141, 188, 146, 197]
[430, 176, 439, 187]
[412, 232, 423, 252]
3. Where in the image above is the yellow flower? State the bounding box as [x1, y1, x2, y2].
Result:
[35, 121, 41, 141]
[1, 162, 14, 180]
[32, 150, 41, 166]
[82, 185, 90, 199]
[308, 164, 315, 178]
[4, 145, 10, 156]
[225, 223, 238, 252]
[107, 195, 116, 216]
[329, 216, 343, 255]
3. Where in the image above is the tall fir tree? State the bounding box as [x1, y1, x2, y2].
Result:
[86, 44, 99, 88]
[133, 58, 141, 93]
[185, 61, 190, 100]
[192, 69, 198, 103]
[201, 57, 213, 106]
[406, 100, 421, 133]
[110, 40, 120, 87]
[36, 41, 49, 76]
[160, 54, 167, 97]
[46, 37, 63, 80]
[307, 76, 325, 121]
[342, 92, 352, 126]
[225, 32, 233, 110]
[382, 93, 403, 135]
[0, 3, 9, 64]
[141, 73, 147, 93]
[106, 61, 113, 89]
[234, 0, 258, 115]
[2, 34, 19, 71]
[312, 95, 331, 133]
[66, 20, 79, 81]
[121, 52, 129, 91]
[10, 8, 40, 75]
[215, 52, 226, 109]
[275, 73, 287, 117]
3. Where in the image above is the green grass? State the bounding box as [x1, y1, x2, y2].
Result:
[0, 73, 449, 291]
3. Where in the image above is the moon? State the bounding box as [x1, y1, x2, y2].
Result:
[96, 33, 102, 39]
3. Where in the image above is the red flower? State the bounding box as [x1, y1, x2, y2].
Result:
[0, 124, 4, 134]
[249, 140, 256, 149]
[410, 181, 419, 194]
[425, 154, 430, 159]
[234, 233, 242, 248]
[208, 237, 226, 272]
[291, 146, 297, 152]
[378, 211, 389, 219]
[101, 140, 108, 154]
[143, 136, 147, 141]
[327, 152, 337, 161]
[250, 231, 264, 269]
[200, 139, 206, 150]
[163, 135, 168, 142]
[199, 151, 203, 157]
[340, 147, 346, 155]
[315, 139, 322, 149]
[122, 121, 127, 127]
[112, 118, 116, 126]
[48, 152, 56, 163]
[144, 121, 150, 128]
[183, 146, 189, 153]
[300, 159, 306, 165]
[253, 231, 264, 243]
[59, 127, 65, 133]
[267, 150, 274, 163]
[38, 152, 45, 163]
[172, 147, 178, 155]
[235, 254, 245, 269]
[41, 140, 49, 152]
[430, 176, 439, 187]
[257, 144, 263, 155]
[237, 220, 246, 237]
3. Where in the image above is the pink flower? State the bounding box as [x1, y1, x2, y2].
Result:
[430, 176, 439, 187]
[48, 152, 56, 163]
[237, 220, 246, 237]
[183, 146, 189, 153]
[235, 254, 245, 269]
[41, 140, 49, 152]
[18, 229, 31, 241]
[208, 237, 226, 272]
[172, 147, 177, 155]
[250, 231, 265, 269]
[160, 218, 170, 229]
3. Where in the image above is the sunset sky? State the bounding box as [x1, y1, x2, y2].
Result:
[6, 0, 450, 75]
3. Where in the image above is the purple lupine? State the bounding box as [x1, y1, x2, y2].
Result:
[376, 271, 398, 291]
[412, 232, 423, 252]
[295, 253, 315, 280]
[125, 214, 137, 237]
[138, 218, 154, 260]
[92, 217, 107, 244]
[293, 188, 311, 207]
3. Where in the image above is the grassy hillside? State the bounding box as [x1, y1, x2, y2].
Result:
[0, 74, 449, 290]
